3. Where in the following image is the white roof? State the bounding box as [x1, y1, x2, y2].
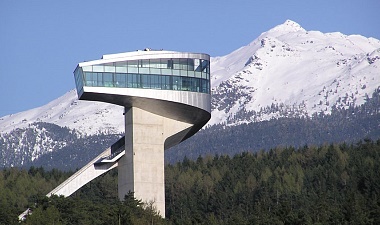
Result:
[77, 50, 209, 67]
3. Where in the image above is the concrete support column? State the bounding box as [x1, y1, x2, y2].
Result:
[118, 107, 191, 217]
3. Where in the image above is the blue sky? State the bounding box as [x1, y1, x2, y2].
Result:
[1, 0, 379, 118]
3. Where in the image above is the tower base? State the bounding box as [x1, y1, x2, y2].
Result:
[118, 107, 191, 217]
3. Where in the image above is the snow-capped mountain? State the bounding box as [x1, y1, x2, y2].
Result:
[210, 20, 380, 125]
[1, 20, 380, 167]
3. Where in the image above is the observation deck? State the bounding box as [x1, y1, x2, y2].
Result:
[74, 50, 211, 147]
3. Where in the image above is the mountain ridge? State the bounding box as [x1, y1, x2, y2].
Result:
[209, 19, 380, 125]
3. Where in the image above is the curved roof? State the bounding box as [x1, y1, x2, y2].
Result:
[78, 50, 210, 67]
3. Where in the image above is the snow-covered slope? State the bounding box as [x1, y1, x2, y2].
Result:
[1, 20, 379, 135]
[0, 90, 124, 136]
[210, 20, 380, 125]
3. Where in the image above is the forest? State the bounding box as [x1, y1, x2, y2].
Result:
[1, 139, 379, 224]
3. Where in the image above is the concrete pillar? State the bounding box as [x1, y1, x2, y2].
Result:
[118, 107, 191, 217]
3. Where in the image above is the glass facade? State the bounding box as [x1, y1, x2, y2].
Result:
[74, 58, 210, 94]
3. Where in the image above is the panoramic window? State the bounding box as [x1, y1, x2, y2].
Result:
[79, 57, 210, 93]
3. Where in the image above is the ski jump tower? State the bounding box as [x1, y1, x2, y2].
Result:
[47, 50, 211, 217]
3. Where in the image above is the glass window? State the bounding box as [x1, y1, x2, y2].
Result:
[139, 67, 149, 74]
[96, 73, 103, 86]
[173, 58, 181, 70]
[188, 70, 195, 77]
[74, 68, 81, 90]
[115, 60, 128, 73]
[161, 68, 172, 76]
[91, 72, 97, 86]
[127, 74, 133, 88]
[203, 60, 209, 72]
[132, 74, 140, 88]
[201, 71, 206, 79]
[200, 79, 205, 93]
[159, 59, 168, 68]
[93, 65, 104, 72]
[115, 73, 126, 87]
[141, 59, 149, 67]
[187, 58, 194, 71]
[141, 74, 150, 89]
[116, 66, 127, 73]
[162, 76, 171, 90]
[167, 59, 174, 69]
[179, 59, 188, 70]
[78, 58, 210, 93]
[194, 59, 200, 71]
[82, 66, 92, 72]
[104, 63, 115, 72]
[195, 59, 202, 72]
[149, 59, 163, 68]
[196, 59, 209, 73]
[182, 77, 191, 91]
[180, 69, 187, 77]
[103, 73, 113, 87]
[83, 72, 90, 86]
[172, 77, 181, 90]
[193, 78, 200, 92]
[115, 61, 127, 67]
[84, 72, 94, 86]
[76, 71, 84, 91]
[150, 67, 160, 75]
[172, 69, 180, 76]
[127, 61, 138, 73]
[151, 75, 161, 89]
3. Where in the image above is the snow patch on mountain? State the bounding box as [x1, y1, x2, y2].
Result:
[0, 90, 124, 136]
